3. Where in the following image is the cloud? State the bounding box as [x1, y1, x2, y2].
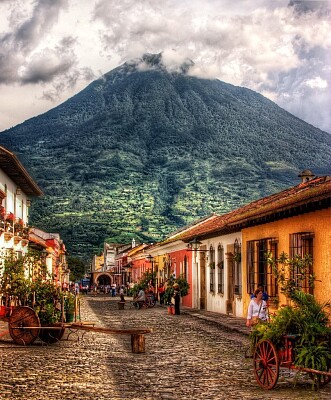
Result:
[0, 0, 330, 133]
[92, 0, 330, 132]
[0, 0, 69, 84]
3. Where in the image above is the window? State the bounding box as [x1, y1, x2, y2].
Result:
[247, 238, 278, 297]
[234, 239, 242, 295]
[217, 244, 224, 294]
[290, 232, 314, 293]
[209, 245, 215, 292]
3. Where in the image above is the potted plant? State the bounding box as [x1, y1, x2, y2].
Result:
[233, 252, 241, 263]
[64, 292, 76, 322]
[164, 275, 190, 314]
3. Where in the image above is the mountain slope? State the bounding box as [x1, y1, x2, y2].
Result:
[1, 54, 330, 260]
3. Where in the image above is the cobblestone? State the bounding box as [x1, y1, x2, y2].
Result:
[0, 296, 329, 399]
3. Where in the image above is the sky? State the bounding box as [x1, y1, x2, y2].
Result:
[0, 0, 330, 133]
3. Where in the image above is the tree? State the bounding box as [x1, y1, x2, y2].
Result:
[68, 257, 87, 282]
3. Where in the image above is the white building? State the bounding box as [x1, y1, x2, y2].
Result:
[0, 146, 43, 257]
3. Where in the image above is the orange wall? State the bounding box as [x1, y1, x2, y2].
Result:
[242, 208, 331, 315]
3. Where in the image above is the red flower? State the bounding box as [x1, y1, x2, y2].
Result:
[6, 212, 15, 221]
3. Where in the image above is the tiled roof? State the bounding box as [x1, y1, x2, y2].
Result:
[0, 146, 43, 196]
[168, 176, 331, 242]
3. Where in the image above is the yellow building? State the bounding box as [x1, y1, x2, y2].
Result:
[234, 173, 331, 315]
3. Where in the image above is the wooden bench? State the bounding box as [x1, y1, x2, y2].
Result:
[70, 323, 152, 353]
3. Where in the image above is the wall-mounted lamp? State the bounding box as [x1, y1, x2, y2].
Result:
[187, 237, 203, 251]
[26, 200, 31, 207]
[16, 188, 21, 195]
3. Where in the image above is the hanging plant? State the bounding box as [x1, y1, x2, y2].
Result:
[233, 252, 241, 263]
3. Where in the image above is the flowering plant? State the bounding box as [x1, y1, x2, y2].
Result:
[5, 212, 15, 221]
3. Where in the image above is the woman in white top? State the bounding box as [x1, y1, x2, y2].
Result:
[246, 288, 268, 327]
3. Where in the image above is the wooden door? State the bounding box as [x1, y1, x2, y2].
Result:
[226, 245, 235, 314]
[199, 249, 206, 309]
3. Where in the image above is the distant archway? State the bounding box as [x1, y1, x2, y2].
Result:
[97, 274, 111, 286]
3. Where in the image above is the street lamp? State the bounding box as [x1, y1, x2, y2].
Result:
[146, 254, 154, 288]
[187, 237, 202, 251]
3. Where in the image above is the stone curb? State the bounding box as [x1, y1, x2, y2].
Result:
[181, 308, 250, 336]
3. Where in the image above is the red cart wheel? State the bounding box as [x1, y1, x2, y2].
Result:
[253, 339, 279, 389]
[9, 306, 40, 345]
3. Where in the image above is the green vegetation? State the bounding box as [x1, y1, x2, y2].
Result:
[250, 253, 331, 388]
[0, 54, 330, 261]
[68, 256, 87, 282]
[163, 275, 190, 305]
[0, 250, 62, 325]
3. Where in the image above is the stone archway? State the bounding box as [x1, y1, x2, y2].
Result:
[92, 272, 113, 293]
[97, 274, 111, 286]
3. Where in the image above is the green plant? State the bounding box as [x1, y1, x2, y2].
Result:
[267, 251, 315, 299]
[233, 253, 241, 263]
[37, 302, 61, 325]
[163, 275, 190, 305]
[65, 292, 76, 313]
[251, 252, 331, 388]
[0, 249, 63, 324]
[131, 271, 155, 297]
[295, 341, 331, 372]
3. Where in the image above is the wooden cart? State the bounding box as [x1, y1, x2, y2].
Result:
[0, 306, 152, 353]
[252, 334, 331, 389]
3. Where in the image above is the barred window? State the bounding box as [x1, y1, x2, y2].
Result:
[217, 244, 224, 294]
[209, 245, 215, 292]
[234, 239, 242, 295]
[290, 232, 314, 294]
[247, 238, 278, 297]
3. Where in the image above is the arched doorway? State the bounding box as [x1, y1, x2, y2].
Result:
[97, 274, 111, 293]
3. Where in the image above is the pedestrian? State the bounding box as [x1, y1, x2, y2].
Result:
[119, 286, 125, 302]
[158, 283, 165, 306]
[246, 288, 268, 328]
[250, 284, 269, 304]
[111, 283, 116, 297]
[173, 283, 181, 315]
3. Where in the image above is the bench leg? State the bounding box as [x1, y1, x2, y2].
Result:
[131, 334, 145, 353]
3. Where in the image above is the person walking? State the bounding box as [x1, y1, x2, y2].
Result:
[246, 288, 268, 327]
[158, 283, 165, 306]
[173, 283, 181, 315]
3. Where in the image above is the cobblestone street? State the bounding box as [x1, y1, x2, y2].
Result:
[0, 295, 330, 400]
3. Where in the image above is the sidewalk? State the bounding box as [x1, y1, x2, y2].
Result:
[181, 307, 250, 336]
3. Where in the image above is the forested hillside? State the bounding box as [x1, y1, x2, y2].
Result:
[0, 53, 330, 260]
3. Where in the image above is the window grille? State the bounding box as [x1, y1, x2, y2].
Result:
[289, 232, 314, 294]
[246, 238, 278, 297]
[217, 244, 224, 294]
[234, 239, 242, 295]
[209, 245, 215, 292]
